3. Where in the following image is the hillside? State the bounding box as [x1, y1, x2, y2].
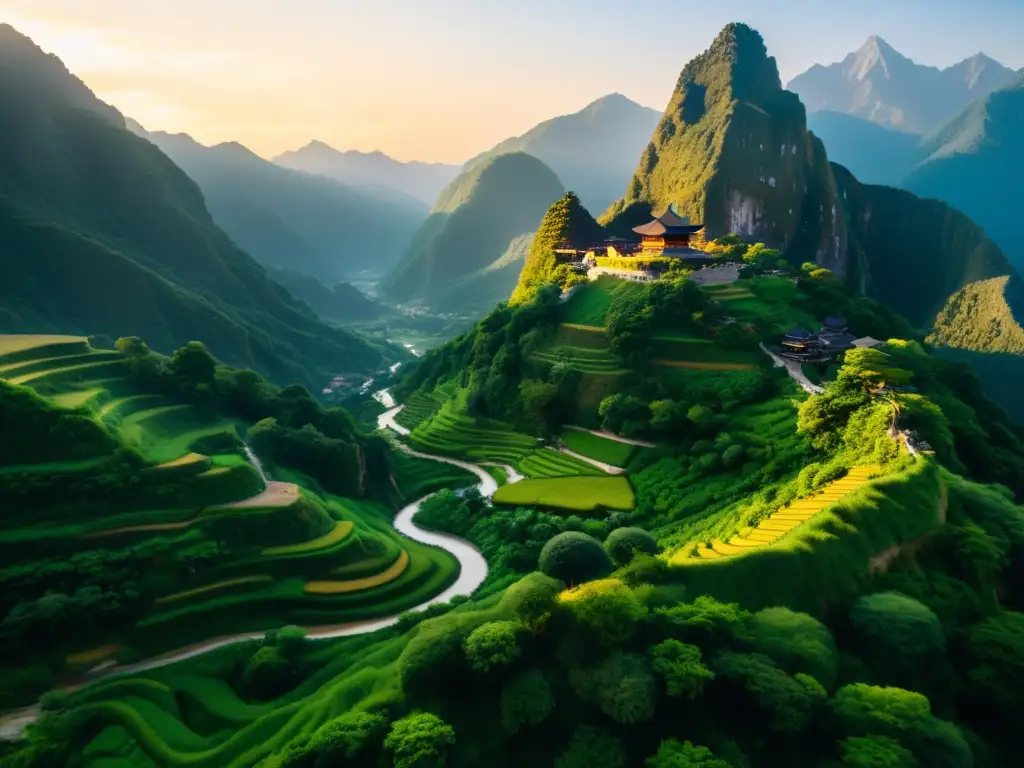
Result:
[788, 36, 1017, 134]
[379, 152, 564, 311]
[134, 128, 428, 279]
[0, 25, 394, 388]
[274, 141, 460, 206]
[903, 74, 1024, 271]
[18, 264, 1024, 766]
[0, 335, 469, 710]
[465, 93, 661, 214]
[266, 268, 386, 323]
[598, 23, 1024, 387]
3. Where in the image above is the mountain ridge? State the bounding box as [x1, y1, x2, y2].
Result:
[274, 141, 460, 206]
[788, 35, 1017, 134]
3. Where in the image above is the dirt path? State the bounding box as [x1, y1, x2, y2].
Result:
[759, 342, 824, 395]
[563, 425, 655, 448]
[557, 447, 624, 475]
[216, 481, 300, 509]
[377, 403, 410, 436]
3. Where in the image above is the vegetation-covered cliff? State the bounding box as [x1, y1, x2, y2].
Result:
[380, 152, 564, 312]
[511, 192, 605, 304]
[603, 24, 848, 275]
[0, 25, 394, 387]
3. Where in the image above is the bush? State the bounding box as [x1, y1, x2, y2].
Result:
[556, 725, 627, 768]
[242, 646, 294, 699]
[501, 669, 555, 734]
[500, 572, 563, 633]
[561, 579, 648, 647]
[646, 739, 731, 768]
[384, 712, 456, 768]
[651, 639, 715, 699]
[604, 527, 658, 566]
[281, 711, 388, 767]
[749, 607, 838, 689]
[539, 532, 613, 584]
[463, 620, 522, 674]
[849, 592, 945, 689]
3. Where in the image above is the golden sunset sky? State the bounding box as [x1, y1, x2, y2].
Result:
[3, 0, 1020, 163]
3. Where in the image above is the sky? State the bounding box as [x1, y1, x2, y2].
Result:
[2, 0, 1022, 164]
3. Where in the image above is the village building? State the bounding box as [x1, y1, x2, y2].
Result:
[779, 316, 857, 361]
[630, 205, 709, 263]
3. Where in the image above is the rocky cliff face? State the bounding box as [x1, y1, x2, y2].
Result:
[604, 23, 850, 275]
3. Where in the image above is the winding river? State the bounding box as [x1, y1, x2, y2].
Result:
[0, 389, 491, 741]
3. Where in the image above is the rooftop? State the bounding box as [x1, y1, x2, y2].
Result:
[632, 204, 705, 238]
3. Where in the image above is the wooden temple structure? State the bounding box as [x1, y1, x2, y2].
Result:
[779, 316, 857, 361]
[631, 205, 707, 258]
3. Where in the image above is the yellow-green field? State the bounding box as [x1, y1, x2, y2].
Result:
[492, 475, 635, 513]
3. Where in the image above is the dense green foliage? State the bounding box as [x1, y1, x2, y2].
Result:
[512, 192, 605, 304]
[0, 26, 392, 388]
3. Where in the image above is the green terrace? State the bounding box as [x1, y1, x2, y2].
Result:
[0, 335, 460, 699]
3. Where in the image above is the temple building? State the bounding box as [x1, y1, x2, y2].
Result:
[631, 205, 707, 259]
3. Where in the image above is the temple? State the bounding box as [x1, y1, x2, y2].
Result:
[631, 205, 706, 258]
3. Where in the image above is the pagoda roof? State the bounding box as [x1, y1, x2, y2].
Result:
[632, 205, 705, 237]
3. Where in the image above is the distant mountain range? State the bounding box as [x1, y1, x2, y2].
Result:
[132, 126, 427, 280]
[274, 142, 460, 207]
[380, 152, 564, 312]
[0, 23, 395, 386]
[788, 36, 1018, 135]
[465, 93, 660, 215]
[807, 71, 1024, 272]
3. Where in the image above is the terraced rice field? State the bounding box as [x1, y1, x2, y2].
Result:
[394, 389, 450, 431]
[650, 332, 760, 371]
[492, 476, 635, 513]
[304, 550, 410, 594]
[518, 448, 605, 478]
[560, 430, 636, 467]
[410, 401, 539, 464]
[561, 276, 646, 326]
[672, 466, 880, 563]
[532, 345, 626, 374]
[0, 335, 462, 664]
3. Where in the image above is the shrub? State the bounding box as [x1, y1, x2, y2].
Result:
[539, 531, 613, 584]
[645, 739, 731, 767]
[242, 646, 294, 699]
[651, 639, 715, 699]
[556, 725, 627, 768]
[501, 669, 555, 734]
[281, 711, 389, 767]
[849, 592, 945, 688]
[604, 527, 658, 566]
[384, 712, 456, 768]
[500, 572, 563, 633]
[463, 620, 522, 674]
[561, 579, 648, 647]
[750, 607, 838, 689]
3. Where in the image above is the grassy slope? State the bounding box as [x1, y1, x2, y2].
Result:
[0, 337, 458, 699]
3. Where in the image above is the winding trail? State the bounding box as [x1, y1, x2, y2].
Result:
[557, 447, 624, 475]
[563, 424, 655, 449]
[0, 389, 491, 742]
[759, 342, 824, 395]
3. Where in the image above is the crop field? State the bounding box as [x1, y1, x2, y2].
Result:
[392, 450, 478, 500]
[703, 277, 818, 331]
[560, 429, 636, 467]
[552, 322, 611, 349]
[531, 344, 626, 374]
[560, 276, 647, 326]
[0, 335, 461, 688]
[492, 475, 635, 513]
[518, 448, 605, 478]
[409, 400, 539, 464]
[393, 388, 449, 431]
[671, 465, 881, 563]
